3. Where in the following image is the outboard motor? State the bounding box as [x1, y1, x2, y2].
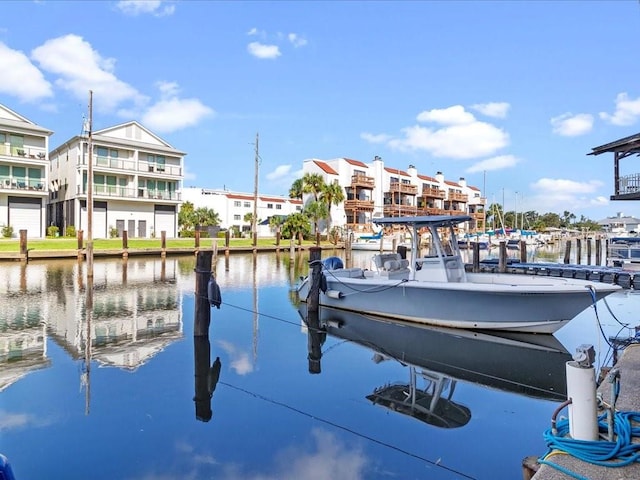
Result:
[322, 256, 344, 270]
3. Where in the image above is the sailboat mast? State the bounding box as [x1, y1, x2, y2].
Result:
[86, 90, 94, 278]
[252, 132, 259, 247]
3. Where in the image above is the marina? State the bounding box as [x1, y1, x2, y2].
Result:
[1, 250, 639, 479]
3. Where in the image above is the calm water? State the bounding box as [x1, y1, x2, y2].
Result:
[1, 250, 638, 480]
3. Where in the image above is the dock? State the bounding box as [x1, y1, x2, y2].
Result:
[526, 344, 640, 479]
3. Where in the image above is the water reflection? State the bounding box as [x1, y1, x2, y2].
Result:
[0, 257, 184, 394]
[193, 336, 221, 422]
[300, 305, 572, 429]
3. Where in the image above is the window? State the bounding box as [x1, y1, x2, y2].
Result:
[10, 135, 24, 156]
[276, 204, 282, 210]
[267, 203, 273, 209]
[233, 214, 241, 221]
[296, 205, 302, 211]
[234, 201, 241, 207]
[244, 201, 251, 208]
[28, 168, 42, 189]
[148, 154, 166, 172]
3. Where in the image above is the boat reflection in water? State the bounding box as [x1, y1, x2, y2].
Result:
[300, 305, 572, 429]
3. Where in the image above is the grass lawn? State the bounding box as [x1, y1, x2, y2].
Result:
[0, 237, 335, 252]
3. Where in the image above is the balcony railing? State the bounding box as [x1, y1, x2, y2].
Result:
[76, 185, 181, 201]
[617, 173, 640, 195]
[344, 199, 375, 211]
[383, 204, 418, 216]
[79, 156, 183, 177]
[0, 178, 46, 192]
[0, 146, 48, 160]
[448, 192, 469, 202]
[351, 174, 375, 189]
[389, 182, 418, 195]
[421, 187, 445, 199]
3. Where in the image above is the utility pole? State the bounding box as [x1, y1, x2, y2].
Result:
[252, 132, 259, 247]
[86, 90, 94, 278]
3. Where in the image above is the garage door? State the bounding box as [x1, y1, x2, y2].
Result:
[80, 201, 108, 239]
[9, 197, 42, 238]
[154, 205, 176, 238]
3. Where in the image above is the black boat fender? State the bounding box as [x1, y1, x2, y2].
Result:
[208, 275, 222, 309]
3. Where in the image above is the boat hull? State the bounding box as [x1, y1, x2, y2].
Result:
[297, 271, 620, 334]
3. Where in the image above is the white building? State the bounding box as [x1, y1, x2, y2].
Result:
[302, 156, 485, 233]
[49, 121, 185, 238]
[0, 105, 53, 238]
[181, 187, 303, 236]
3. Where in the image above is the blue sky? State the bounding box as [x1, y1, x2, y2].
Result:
[2, 1, 640, 222]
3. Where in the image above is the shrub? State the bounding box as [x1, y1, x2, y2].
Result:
[1, 225, 13, 238]
[109, 226, 119, 238]
[47, 225, 59, 238]
[65, 225, 76, 237]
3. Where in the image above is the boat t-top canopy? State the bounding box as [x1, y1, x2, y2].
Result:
[373, 215, 472, 229]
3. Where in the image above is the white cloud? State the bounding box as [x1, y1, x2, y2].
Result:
[217, 340, 253, 375]
[466, 155, 519, 173]
[266, 164, 292, 180]
[416, 105, 475, 125]
[527, 178, 606, 212]
[599, 92, 640, 126]
[31, 34, 145, 112]
[116, 1, 175, 16]
[471, 102, 510, 118]
[247, 41, 281, 59]
[360, 132, 391, 144]
[288, 33, 307, 48]
[388, 121, 508, 159]
[142, 97, 214, 133]
[0, 42, 53, 102]
[551, 113, 593, 136]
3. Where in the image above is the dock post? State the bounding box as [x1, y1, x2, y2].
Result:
[498, 241, 507, 273]
[161, 231, 167, 258]
[77, 229, 84, 261]
[344, 232, 352, 268]
[195, 230, 201, 250]
[19, 229, 27, 261]
[308, 246, 322, 313]
[519, 240, 527, 263]
[122, 231, 129, 258]
[564, 240, 571, 264]
[472, 242, 480, 273]
[289, 237, 295, 261]
[595, 238, 602, 266]
[586, 238, 592, 265]
[194, 250, 213, 337]
[576, 238, 582, 265]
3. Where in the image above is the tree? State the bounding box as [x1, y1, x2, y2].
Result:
[289, 178, 304, 200]
[282, 212, 311, 245]
[320, 181, 345, 232]
[305, 201, 329, 245]
[194, 207, 220, 227]
[178, 201, 196, 231]
[302, 172, 325, 201]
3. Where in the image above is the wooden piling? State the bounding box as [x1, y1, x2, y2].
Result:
[77, 230, 84, 260]
[586, 238, 592, 265]
[563, 240, 571, 264]
[306, 308, 323, 374]
[289, 237, 295, 261]
[472, 242, 480, 273]
[576, 238, 582, 265]
[344, 232, 352, 269]
[161, 231, 167, 258]
[595, 238, 602, 266]
[193, 335, 213, 422]
[195, 230, 201, 249]
[194, 250, 213, 337]
[519, 240, 527, 263]
[122, 231, 129, 258]
[498, 241, 507, 273]
[19, 229, 27, 260]
[308, 247, 322, 313]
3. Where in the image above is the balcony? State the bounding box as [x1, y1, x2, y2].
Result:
[417, 207, 446, 216]
[1, 178, 46, 193]
[0, 146, 48, 161]
[421, 186, 445, 199]
[79, 156, 183, 177]
[383, 204, 418, 216]
[388, 182, 418, 195]
[76, 185, 181, 202]
[344, 199, 375, 211]
[351, 174, 375, 189]
[613, 173, 640, 200]
[448, 192, 469, 202]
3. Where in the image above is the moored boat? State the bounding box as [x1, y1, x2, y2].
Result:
[297, 215, 621, 334]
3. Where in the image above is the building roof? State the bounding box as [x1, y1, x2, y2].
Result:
[417, 174, 437, 182]
[313, 160, 338, 175]
[588, 132, 640, 156]
[345, 158, 367, 167]
[384, 167, 410, 177]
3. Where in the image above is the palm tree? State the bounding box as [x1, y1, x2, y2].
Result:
[320, 181, 345, 232]
[178, 201, 197, 233]
[194, 207, 220, 227]
[289, 178, 304, 200]
[269, 215, 285, 245]
[282, 212, 310, 245]
[305, 201, 329, 245]
[302, 172, 325, 201]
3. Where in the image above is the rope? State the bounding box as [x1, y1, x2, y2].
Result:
[540, 411, 640, 477]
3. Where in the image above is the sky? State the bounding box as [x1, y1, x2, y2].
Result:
[2, 0, 640, 222]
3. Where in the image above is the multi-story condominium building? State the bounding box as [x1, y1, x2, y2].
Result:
[302, 156, 486, 233]
[49, 121, 184, 239]
[0, 105, 53, 238]
[182, 187, 303, 236]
